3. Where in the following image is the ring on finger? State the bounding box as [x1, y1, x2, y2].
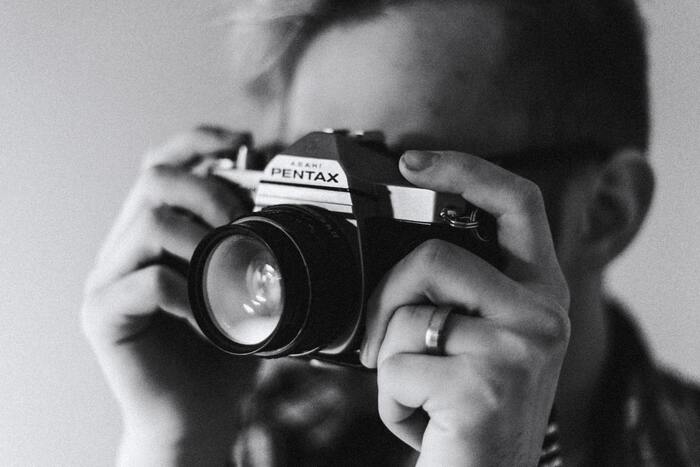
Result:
[424, 306, 455, 356]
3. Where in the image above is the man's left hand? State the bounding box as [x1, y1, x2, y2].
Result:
[361, 150, 570, 466]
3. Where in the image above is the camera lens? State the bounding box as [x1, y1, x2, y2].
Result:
[203, 235, 284, 345]
[189, 205, 361, 357]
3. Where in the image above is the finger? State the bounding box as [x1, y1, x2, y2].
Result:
[376, 395, 428, 451]
[92, 205, 210, 289]
[362, 239, 553, 367]
[106, 126, 247, 240]
[399, 150, 564, 286]
[138, 164, 248, 227]
[381, 354, 543, 466]
[376, 354, 436, 450]
[101, 162, 250, 263]
[82, 265, 193, 343]
[101, 128, 251, 260]
[376, 304, 502, 369]
[377, 353, 484, 457]
[142, 126, 250, 169]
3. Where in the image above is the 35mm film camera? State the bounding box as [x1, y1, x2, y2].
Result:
[188, 130, 501, 367]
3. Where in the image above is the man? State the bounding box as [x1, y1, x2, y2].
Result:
[81, 0, 700, 465]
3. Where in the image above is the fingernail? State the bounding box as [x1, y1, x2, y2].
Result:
[401, 151, 435, 171]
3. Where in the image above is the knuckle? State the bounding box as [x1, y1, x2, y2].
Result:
[388, 305, 423, 335]
[512, 178, 544, 212]
[138, 163, 171, 194]
[148, 203, 178, 229]
[455, 152, 479, 173]
[379, 306, 427, 365]
[143, 204, 164, 227]
[471, 376, 505, 414]
[139, 205, 171, 243]
[79, 282, 109, 338]
[376, 352, 404, 387]
[450, 362, 505, 422]
[538, 301, 571, 345]
[142, 132, 195, 166]
[145, 265, 173, 301]
[497, 330, 531, 364]
[498, 329, 546, 368]
[143, 161, 169, 181]
[413, 238, 454, 271]
[81, 267, 114, 314]
[82, 269, 101, 298]
[499, 334, 544, 383]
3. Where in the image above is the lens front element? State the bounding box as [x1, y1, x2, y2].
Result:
[204, 235, 284, 345]
[189, 205, 361, 358]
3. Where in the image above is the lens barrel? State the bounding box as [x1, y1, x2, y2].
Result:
[189, 205, 361, 358]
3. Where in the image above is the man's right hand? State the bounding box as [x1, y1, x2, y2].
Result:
[81, 127, 259, 465]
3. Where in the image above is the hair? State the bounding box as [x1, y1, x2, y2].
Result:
[227, 0, 650, 152]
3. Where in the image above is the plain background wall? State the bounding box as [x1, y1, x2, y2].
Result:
[1, 1, 698, 465]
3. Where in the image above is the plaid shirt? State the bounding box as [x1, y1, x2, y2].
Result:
[232, 304, 700, 466]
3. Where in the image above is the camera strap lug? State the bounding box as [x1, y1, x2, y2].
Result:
[439, 206, 481, 229]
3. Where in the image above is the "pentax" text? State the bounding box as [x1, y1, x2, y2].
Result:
[270, 168, 340, 183]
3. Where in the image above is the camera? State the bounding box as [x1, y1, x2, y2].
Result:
[188, 130, 501, 367]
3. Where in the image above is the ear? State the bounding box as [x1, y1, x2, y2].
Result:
[580, 148, 655, 269]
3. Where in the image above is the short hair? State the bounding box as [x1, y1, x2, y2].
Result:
[227, 0, 650, 151]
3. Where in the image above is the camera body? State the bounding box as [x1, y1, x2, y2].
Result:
[189, 130, 501, 367]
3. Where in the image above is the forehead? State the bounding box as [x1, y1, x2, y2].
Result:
[284, 1, 530, 155]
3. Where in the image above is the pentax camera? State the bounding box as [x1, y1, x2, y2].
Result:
[188, 130, 501, 367]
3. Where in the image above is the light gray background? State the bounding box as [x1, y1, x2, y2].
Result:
[1, 1, 698, 465]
